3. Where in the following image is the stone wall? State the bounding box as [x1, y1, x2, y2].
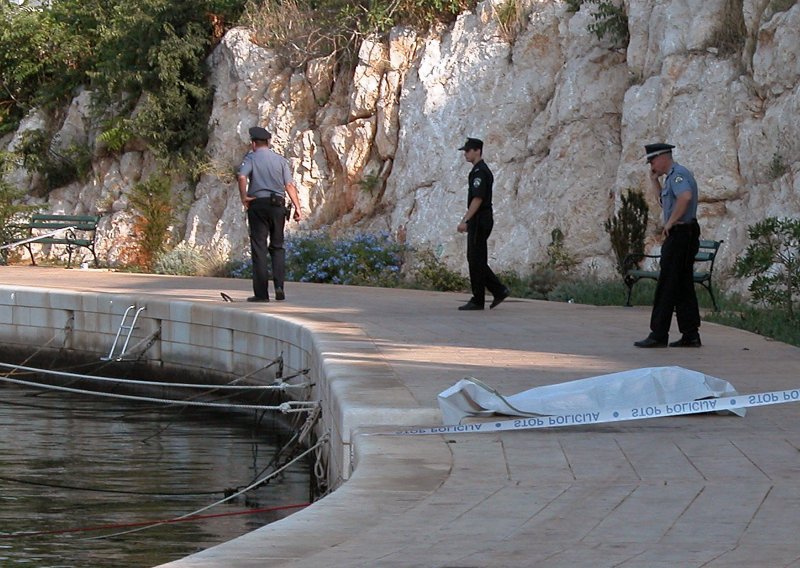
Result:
[3, 0, 799, 286]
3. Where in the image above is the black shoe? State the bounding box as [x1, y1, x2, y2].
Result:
[634, 336, 667, 348]
[247, 296, 269, 303]
[458, 302, 484, 311]
[490, 288, 510, 309]
[669, 335, 702, 347]
[275, 288, 285, 301]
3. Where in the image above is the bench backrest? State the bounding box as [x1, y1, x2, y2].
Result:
[695, 239, 722, 263]
[29, 214, 100, 231]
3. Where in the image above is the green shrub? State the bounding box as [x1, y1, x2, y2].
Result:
[734, 217, 800, 319]
[152, 242, 202, 275]
[605, 188, 649, 275]
[769, 153, 788, 180]
[496, 0, 526, 44]
[409, 248, 469, 292]
[705, 294, 800, 348]
[152, 242, 231, 276]
[501, 267, 562, 300]
[545, 227, 577, 273]
[128, 175, 180, 269]
[242, 0, 475, 67]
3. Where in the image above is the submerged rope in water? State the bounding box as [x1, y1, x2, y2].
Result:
[85, 434, 329, 540]
[0, 502, 310, 538]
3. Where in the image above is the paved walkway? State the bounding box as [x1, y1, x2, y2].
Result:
[3, 266, 800, 567]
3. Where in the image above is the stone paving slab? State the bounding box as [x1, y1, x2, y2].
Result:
[2, 266, 800, 567]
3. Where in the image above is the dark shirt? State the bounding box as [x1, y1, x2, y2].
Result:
[468, 159, 493, 212]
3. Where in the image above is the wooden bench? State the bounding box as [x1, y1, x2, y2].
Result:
[22, 214, 101, 268]
[623, 239, 723, 310]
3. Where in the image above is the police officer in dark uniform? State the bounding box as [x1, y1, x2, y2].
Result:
[634, 143, 702, 347]
[456, 137, 509, 311]
[237, 126, 302, 302]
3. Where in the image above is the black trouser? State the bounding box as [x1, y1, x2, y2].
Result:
[649, 221, 701, 340]
[467, 210, 505, 306]
[247, 199, 286, 298]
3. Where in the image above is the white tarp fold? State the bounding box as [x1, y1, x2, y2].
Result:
[437, 366, 743, 425]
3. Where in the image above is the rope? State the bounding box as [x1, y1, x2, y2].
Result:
[0, 226, 77, 250]
[1, 503, 310, 539]
[0, 362, 311, 390]
[0, 474, 224, 497]
[86, 434, 329, 540]
[0, 375, 320, 412]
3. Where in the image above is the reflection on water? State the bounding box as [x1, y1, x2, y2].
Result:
[0, 385, 311, 567]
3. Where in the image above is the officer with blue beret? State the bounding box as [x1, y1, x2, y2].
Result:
[237, 126, 302, 302]
[456, 137, 509, 311]
[634, 143, 702, 348]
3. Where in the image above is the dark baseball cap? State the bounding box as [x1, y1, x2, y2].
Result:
[249, 126, 272, 141]
[644, 143, 674, 162]
[458, 137, 483, 151]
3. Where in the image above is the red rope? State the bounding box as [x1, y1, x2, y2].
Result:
[1, 502, 310, 538]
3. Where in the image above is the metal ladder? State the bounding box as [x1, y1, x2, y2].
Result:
[102, 305, 146, 361]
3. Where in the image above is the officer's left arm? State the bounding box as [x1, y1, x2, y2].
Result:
[237, 175, 254, 209]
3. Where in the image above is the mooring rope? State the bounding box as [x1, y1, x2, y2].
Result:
[0, 226, 77, 251]
[0, 374, 319, 412]
[0, 362, 311, 390]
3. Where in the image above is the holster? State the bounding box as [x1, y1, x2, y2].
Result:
[285, 201, 293, 221]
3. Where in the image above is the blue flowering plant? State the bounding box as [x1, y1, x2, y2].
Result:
[285, 230, 407, 287]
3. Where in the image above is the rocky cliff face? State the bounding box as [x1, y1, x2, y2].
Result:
[4, 0, 799, 286]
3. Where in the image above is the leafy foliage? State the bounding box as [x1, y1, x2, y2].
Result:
[605, 189, 649, 276]
[734, 217, 800, 319]
[1, 0, 246, 163]
[565, 0, 629, 46]
[14, 130, 92, 194]
[0, 152, 40, 264]
[587, 0, 629, 46]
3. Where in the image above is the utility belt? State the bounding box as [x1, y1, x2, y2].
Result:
[250, 190, 285, 205]
[250, 192, 292, 220]
[670, 219, 699, 229]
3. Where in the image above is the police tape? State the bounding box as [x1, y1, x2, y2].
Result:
[390, 387, 800, 436]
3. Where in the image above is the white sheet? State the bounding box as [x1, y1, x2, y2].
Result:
[437, 366, 743, 425]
